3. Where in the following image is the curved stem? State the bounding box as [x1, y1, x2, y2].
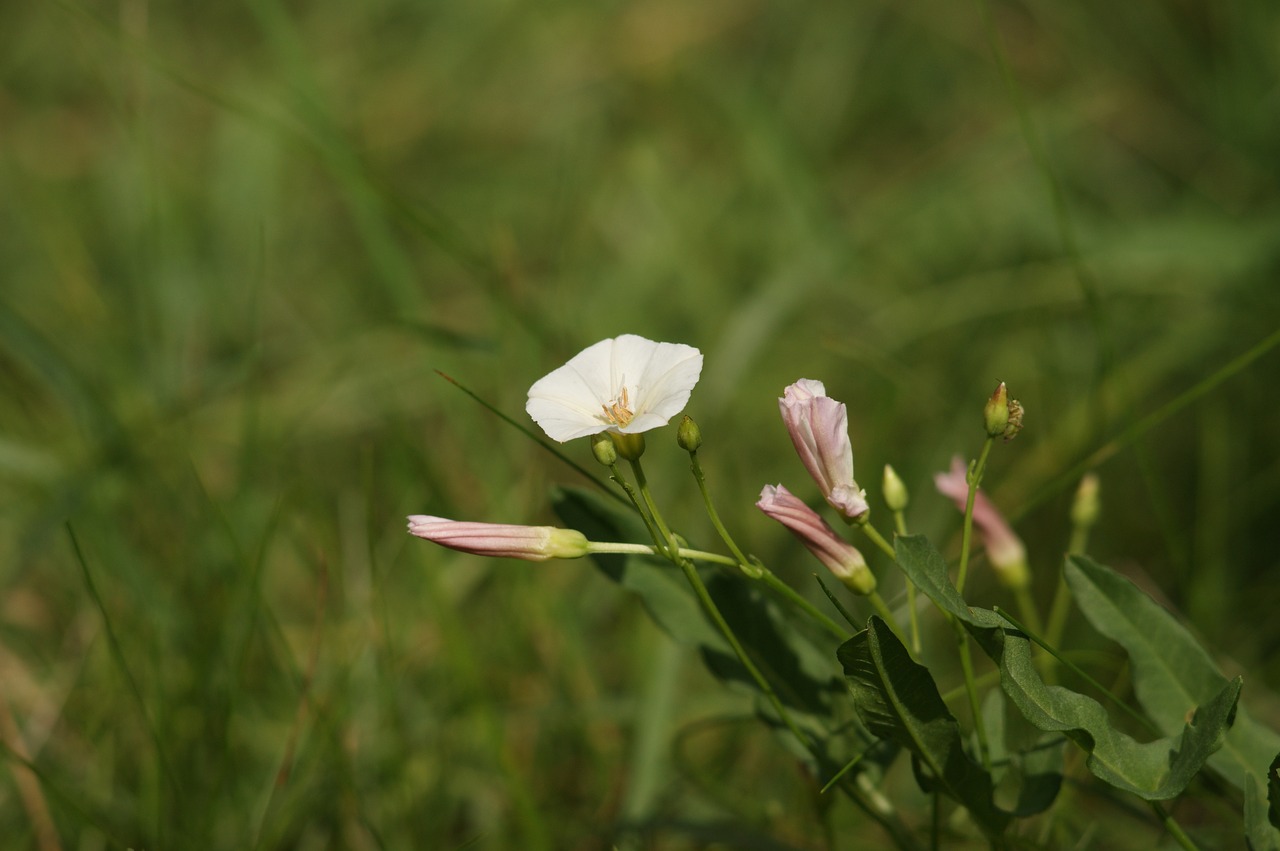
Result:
[687, 450, 750, 565]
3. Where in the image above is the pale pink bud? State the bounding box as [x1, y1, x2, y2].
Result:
[407, 516, 590, 561]
[933, 457, 1029, 589]
[778, 379, 869, 521]
[757, 484, 876, 594]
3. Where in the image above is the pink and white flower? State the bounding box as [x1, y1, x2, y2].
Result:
[778, 379, 869, 520]
[756, 484, 875, 594]
[407, 516, 590, 561]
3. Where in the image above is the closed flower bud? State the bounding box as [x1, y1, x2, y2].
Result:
[407, 516, 590, 561]
[757, 484, 876, 595]
[778, 379, 870, 521]
[882, 464, 909, 512]
[677, 415, 703, 452]
[1071, 473, 1100, 529]
[590, 432, 618, 466]
[984, 382, 1010, 438]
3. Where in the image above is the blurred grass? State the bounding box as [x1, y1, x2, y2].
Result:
[2, 0, 1279, 847]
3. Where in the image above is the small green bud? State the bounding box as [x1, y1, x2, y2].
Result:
[882, 464, 909, 512]
[984, 382, 1010, 438]
[1071, 473, 1100, 529]
[677, 415, 702, 452]
[610, 431, 646, 461]
[590, 432, 617, 466]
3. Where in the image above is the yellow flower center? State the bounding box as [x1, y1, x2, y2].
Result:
[600, 386, 635, 427]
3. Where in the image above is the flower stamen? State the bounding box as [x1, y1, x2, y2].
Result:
[600, 386, 635, 427]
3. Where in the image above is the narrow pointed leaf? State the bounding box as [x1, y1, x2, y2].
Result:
[1065, 555, 1280, 792]
[839, 617, 1010, 837]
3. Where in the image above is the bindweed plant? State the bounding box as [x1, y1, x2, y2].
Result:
[409, 334, 1280, 850]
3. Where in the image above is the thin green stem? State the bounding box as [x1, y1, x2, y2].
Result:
[1014, 585, 1044, 638]
[1046, 520, 1093, 654]
[954, 620, 992, 770]
[868, 592, 907, 648]
[815, 574, 861, 630]
[675, 559, 814, 752]
[1151, 802, 1201, 851]
[859, 521, 897, 560]
[686, 449, 847, 639]
[956, 438, 995, 594]
[608, 462, 664, 551]
[627, 458, 676, 554]
[688, 450, 750, 566]
[758, 570, 849, 640]
[892, 509, 922, 656]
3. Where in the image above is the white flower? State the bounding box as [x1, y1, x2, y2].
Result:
[526, 334, 704, 443]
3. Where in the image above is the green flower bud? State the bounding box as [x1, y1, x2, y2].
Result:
[610, 431, 646, 461]
[590, 432, 617, 466]
[882, 464, 909, 512]
[984, 382, 1010, 438]
[677, 415, 702, 452]
[1071, 473, 1100, 529]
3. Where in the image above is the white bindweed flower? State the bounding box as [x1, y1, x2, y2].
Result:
[526, 334, 704, 443]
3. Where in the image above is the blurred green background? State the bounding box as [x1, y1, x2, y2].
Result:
[3, 0, 1279, 847]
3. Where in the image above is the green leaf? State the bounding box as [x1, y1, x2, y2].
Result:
[1246, 773, 1280, 851]
[552, 485, 882, 774]
[893, 534, 1004, 631]
[1270, 752, 1280, 828]
[893, 537, 1236, 801]
[975, 624, 1240, 801]
[1065, 554, 1280, 792]
[838, 617, 1010, 837]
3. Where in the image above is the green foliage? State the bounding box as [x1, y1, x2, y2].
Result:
[3, 0, 1280, 846]
[838, 618, 1009, 837]
[1066, 555, 1280, 791]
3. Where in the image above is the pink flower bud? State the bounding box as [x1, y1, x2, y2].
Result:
[407, 516, 590, 561]
[756, 484, 875, 594]
[778, 379, 869, 521]
[933, 457, 1029, 588]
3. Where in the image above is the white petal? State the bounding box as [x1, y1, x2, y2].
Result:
[526, 334, 703, 442]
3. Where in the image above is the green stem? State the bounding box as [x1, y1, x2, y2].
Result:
[956, 438, 995, 594]
[892, 509, 922, 656]
[1045, 519, 1092, 654]
[676, 559, 815, 752]
[688, 449, 750, 566]
[686, 449, 847, 639]
[608, 462, 664, 553]
[868, 592, 907, 647]
[758, 570, 850, 640]
[954, 620, 992, 770]
[859, 521, 897, 560]
[1151, 802, 1201, 851]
